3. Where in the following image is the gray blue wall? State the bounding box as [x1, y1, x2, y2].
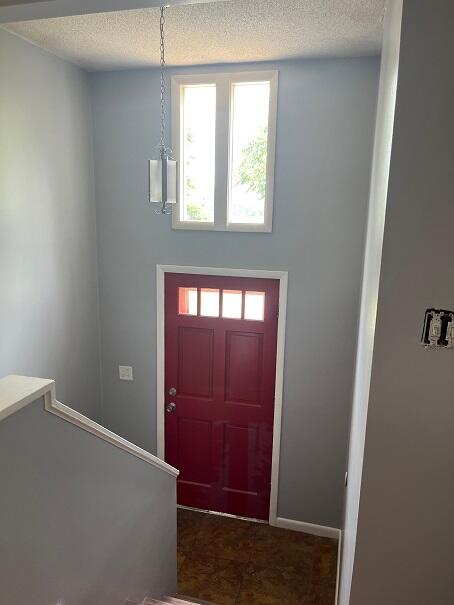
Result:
[0, 29, 102, 419]
[349, 0, 454, 602]
[90, 58, 380, 528]
[0, 395, 176, 604]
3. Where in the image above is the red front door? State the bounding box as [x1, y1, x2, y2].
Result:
[164, 273, 279, 520]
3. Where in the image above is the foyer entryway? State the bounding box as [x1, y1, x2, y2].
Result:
[164, 272, 280, 520]
[177, 508, 338, 605]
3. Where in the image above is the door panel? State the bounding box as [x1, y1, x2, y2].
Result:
[178, 327, 214, 398]
[177, 417, 213, 486]
[165, 272, 279, 520]
[225, 331, 263, 405]
[222, 423, 259, 494]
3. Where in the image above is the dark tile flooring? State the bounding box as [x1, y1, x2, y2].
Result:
[177, 508, 338, 605]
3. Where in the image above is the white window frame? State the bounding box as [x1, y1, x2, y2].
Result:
[171, 70, 278, 233]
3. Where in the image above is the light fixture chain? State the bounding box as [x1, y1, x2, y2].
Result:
[159, 5, 166, 153]
[151, 5, 174, 215]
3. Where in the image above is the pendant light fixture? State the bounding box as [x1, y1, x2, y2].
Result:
[149, 5, 177, 214]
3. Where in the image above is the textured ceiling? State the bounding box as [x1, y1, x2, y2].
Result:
[4, 0, 385, 70]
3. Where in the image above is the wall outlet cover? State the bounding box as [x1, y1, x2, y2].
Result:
[119, 365, 133, 381]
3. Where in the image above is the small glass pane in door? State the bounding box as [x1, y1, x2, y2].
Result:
[222, 290, 242, 319]
[244, 291, 265, 321]
[178, 287, 198, 315]
[200, 288, 220, 317]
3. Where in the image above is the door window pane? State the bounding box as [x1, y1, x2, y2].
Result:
[200, 288, 220, 317]
[222, 290, 242, 319]
[244, 291, 265, 321]
[228, 82, 270, 225]
[178, 287, 198, 316]
[182, 85, 216, 223]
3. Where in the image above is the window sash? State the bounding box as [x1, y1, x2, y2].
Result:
[171, 70, 278, 233]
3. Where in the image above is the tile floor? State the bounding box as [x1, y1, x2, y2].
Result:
[177, 508, 338, 605]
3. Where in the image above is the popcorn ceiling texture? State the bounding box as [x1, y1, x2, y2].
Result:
[4, 0, 385, 70]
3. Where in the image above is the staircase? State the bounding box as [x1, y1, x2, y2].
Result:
[0, 376, 182, 605]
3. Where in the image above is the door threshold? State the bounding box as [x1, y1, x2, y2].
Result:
[177, 504, 268, 525]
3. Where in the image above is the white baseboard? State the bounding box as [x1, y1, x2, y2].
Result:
[273, 516, 340, 540]
[335, 531, 342, 604]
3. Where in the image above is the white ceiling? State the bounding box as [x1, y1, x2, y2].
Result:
[4, 0, 386, 71]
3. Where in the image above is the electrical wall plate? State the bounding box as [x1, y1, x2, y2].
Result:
[421, 309, 454, 349]
[118, 365, 134, 380]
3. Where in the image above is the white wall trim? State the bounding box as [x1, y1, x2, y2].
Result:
[156, 264, 288, 525]
[335, 531, 342, 605]
[0, 374, 179, 478]
[0, 375, 55, 422]
[274, 516, 341, 540]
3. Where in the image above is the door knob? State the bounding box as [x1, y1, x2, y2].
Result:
[166, 401, 176, 413]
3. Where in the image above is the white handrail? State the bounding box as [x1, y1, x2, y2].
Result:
[0, 375, 179, 478]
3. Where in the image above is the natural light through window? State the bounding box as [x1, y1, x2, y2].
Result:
[222, 290, 242, 319]
[244, 292, 265, 321]
[173, 72, 277, 232]
[178, 287, 198, 315]
[181, 84, 216, 223]
[229, 82, 270, 225]
[176, 286, 266, 321]
[200, 288, 220, 317]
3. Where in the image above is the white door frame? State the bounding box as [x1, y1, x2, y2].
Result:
[156, 264, 288, 526]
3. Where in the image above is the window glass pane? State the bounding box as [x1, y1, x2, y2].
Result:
[244, 291, 265, 321]
[228, 82, 270, 225]
[222, 290, 242, 319]
[182, 85, 216, 223]
[178, 287, 198, 315]
[200, 288, 220, 317]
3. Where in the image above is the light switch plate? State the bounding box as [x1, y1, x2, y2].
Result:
[119, 365, 133, 381]
[421, 308, 454, 349]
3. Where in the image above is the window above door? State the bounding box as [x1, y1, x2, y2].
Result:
[171, 71, 278, 233]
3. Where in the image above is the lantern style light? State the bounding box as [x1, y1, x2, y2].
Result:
[149, 152, 177, 210]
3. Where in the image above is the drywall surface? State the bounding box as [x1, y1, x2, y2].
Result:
[0, 395, 176, 604]
[0, 29, 102, 419]
[349, 1, 454, 602]
[90, 57, 379, 527]
[338, 0, 403, 602]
